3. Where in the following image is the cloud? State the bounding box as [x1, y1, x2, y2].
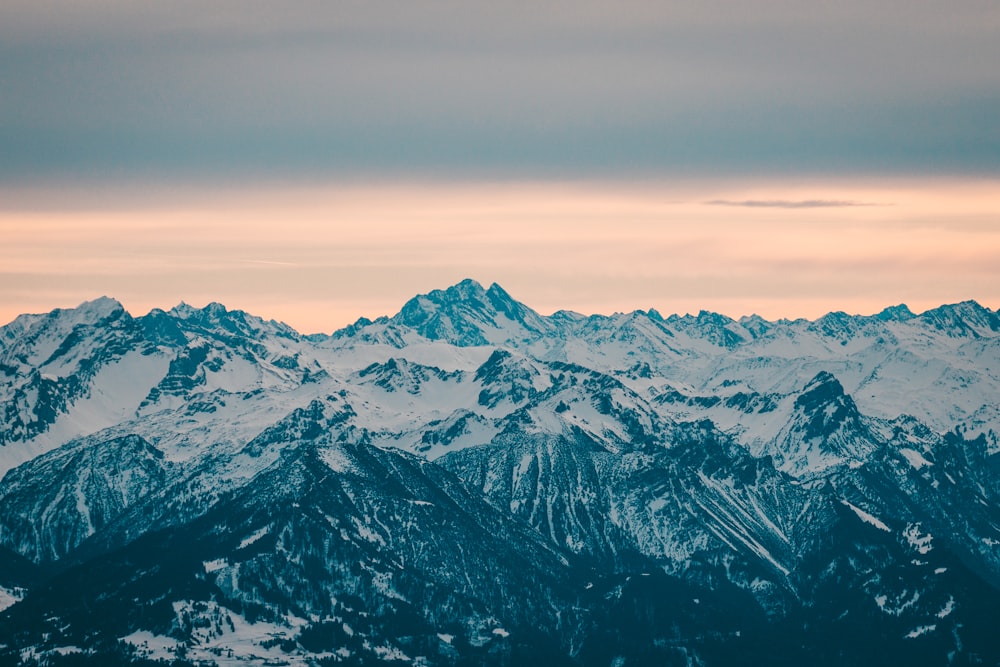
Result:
[1, 0, 998, 182]
[706, 199, 884, 209]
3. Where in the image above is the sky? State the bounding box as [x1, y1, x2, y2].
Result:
[1, 0, 998, 333]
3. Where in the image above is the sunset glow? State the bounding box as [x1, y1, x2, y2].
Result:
[3, 178, 997, 333]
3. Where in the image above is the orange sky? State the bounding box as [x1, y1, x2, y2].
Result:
[2, 177, 998, 334]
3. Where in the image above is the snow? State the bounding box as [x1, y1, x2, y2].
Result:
[371, 643, 411, 661]
[905, 625, 936, 639]
[875, 589, 921, 616]
[841, 500, 891, 532]
[123, 601, 311, 666]
[321, 445, 355, 474]
[74, 477, 94, 536]
[203, 558, 228, 573]
[121, 630, 181, 656]
[239, 526, 270, 549]
[899, 448, 933, 469]
[937, 597, 955, 618]
[1, 350, 171, 476]
[352, 516, 387, 546]
[692, 472, 791, 576]
[904, 523, 934, 554]
[515, 453, 534, 482]
[0, 586, 24, 612]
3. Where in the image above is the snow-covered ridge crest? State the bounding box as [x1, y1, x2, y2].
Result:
[1, 283, 998, 474]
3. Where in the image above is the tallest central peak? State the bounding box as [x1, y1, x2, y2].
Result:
[392, 279, 550, 346]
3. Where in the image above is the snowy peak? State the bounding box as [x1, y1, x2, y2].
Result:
[473, 348, 550, 409]
[0, 296, 130, 366]
[775, 371, 876, 475]
[356, 357, 461, 395]
[166, 301, 299, 341]
[918, 300, 1000, 337]
[666, 310, 748, 348]
[483, 281, 548, 330]
[55, 296, 126, 326]
[874, 303, 916, 322]
[0, 298, 144, 449]
[795, 370, 848, 409]
[392, 278, 551, 346]
[808, 310, 863, 340]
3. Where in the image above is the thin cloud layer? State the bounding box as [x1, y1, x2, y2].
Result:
[706, 200, 882, 209]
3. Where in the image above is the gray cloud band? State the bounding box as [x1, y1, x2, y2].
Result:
[1, 0, 998, 181]
[705, 200, 882, 209]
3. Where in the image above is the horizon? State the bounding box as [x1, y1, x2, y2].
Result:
[3, 278, 994, 337]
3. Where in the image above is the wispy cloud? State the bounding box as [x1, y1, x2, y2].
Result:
[705, 199, 883, 209]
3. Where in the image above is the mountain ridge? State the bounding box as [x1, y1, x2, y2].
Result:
[7, 281, 993, 340]
[1, 280, 998, 666]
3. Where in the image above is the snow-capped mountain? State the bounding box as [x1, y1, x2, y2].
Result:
[1, 280, 998, 666]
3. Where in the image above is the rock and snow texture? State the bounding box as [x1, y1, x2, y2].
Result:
[1, 280, 999, 666]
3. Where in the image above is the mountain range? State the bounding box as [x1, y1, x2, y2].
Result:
[1, 279, 998, 666]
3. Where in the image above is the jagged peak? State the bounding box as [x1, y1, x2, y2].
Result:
[161, 300, 300, 342]
[396, 279, 486, 322]
[737, 313, 774, 339]
[814, 310, 852, 323]
[792, 371, 864, 430]
[168, 301, 230, 319]
[922, 299, 989, 313]
[167, 300, 255, 329]
[416, 278, 488, 305]
[75, 295, 124, 314]
[474, 348, 515, 379]
[484, 281, 537, 321]
[666, 309, 732, 325]
[473, 347, 545, 383]
[0, 297, 130, 340]
[453, 277, 488, 294]
[874, 304, 915, 322]
[485, 281, 513, 301]
[799, 370, 843, 396]
[919, 299, 995, 320]
[664, 309, 746, 347]
[49, 296, 126, 325]
[358, 356, 424, 376]
[549, 309, 587, 323]
[917, 300, 1000, 336]
[696, 309, 736, 325]
[389, 279, 550, 346]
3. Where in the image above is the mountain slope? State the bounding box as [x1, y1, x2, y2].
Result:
[1, 281, 998, 666]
